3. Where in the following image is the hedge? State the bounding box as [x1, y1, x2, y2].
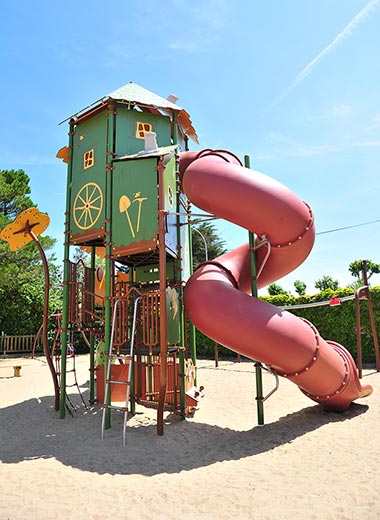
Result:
[194, 287, 380, 364]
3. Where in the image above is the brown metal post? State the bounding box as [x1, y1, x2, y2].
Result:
[157, 158, 168, 435]
[355, 285, 380, 378]
[29, 229, 60, 410]
[365, 287, 380, 372]
[214, 342, 219, 367]
[362, 260, 369, 286]
[355, 290, 363, 378]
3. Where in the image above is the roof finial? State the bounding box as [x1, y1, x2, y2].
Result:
[167, 94, 179, 104]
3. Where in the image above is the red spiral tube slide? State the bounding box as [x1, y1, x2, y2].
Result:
[180, 150, 372, 411]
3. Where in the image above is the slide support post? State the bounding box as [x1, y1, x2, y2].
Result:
[244, 154, 264, 426]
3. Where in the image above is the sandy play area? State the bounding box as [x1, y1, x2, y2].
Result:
[0, 354, 379, 520]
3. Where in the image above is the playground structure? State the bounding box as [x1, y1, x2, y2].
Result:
[56, 81, 373, 432]
[57, 83, 201, 436]
[1, 82, 376, 440]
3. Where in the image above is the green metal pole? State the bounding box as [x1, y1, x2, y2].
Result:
[157, 158, 168, 436]
[60, 119, 75, 419]
[173, 117, 186, 419]
[188, 223, 197, 384]
[129, 265, 136, 415]
[130, 362, 136, 415]
[89, 246, 96, 403]
[244, 154, 264, 426]
[104, 102, 116, 429]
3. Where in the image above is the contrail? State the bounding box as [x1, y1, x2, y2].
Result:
[267, 0, 380, 111]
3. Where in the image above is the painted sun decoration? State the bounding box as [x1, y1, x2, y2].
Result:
[136, 122, 152, 139]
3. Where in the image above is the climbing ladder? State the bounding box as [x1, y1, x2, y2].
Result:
[55, 341, 87, 415]
[101, 296, 141, 446]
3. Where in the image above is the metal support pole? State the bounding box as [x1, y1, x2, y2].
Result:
[129, 266, 136, 416]
[362, 261, 380, 372]
[30, 230, 60, 411]
[60, 119, 75, 419]
[188, 224, 197, 381]
[355, 285, 380, 378]
[89, 246, 96, 403]
[104, 102, 116, 430]
[174, 139, 186, 419]
[244, 154, 264, 426]
[157, 158, 168, 436]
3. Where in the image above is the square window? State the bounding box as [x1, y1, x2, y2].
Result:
[136, 122, 152, 139]
[84, 149, 94, 169]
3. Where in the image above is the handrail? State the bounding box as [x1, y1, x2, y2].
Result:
[280, 294, 355, 310]
[251, 236, 271, 281]
[101, 295, 142, 446]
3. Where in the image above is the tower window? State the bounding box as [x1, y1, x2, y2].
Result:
[136, 122, 152, 139]
[84, 149, 94, 169]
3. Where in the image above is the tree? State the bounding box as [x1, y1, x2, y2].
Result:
[294, 279, 306, 296]
[0, 169, 60, 335]
[0, 169, 34, 219]
[268, 283, 286, 295]
[191, 222, 226, 268]
[314, 275, 339, 292]
[348, 259, 380, 286]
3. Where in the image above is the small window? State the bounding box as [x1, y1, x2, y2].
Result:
[84, 149, 94, 169]
[136, 122, 152, 139]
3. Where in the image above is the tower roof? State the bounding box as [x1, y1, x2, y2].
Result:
[62, 82, 199, 144]
[107, 82, 182, 111]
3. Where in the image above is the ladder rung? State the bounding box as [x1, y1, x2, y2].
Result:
[106, 379, 130, 385]
[103, 404, 129, 411]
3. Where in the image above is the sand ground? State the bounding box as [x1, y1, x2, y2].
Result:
[0, 354, 379, 520]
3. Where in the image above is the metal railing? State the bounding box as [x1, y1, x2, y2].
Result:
[0, 335, 37, 355]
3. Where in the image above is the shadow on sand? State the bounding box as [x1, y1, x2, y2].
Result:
[0, 388, 368, 476]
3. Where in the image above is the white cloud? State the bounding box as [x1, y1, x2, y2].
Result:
[267, 0, 380, 111]
[256, 133, 380, 160]
[0, 150, 58, 167]
[365, 114, 380, 131]
[352, 140, 380, 148]
[169, 35, 218, 52]
[330, 104, 352, 117]
[168, 0, 228, 53]
[107, 0, 228, 58]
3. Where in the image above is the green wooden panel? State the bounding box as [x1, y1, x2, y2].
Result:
[70, 111, 107, 237]
[179, 194, 192, 282]
[134, 262, 175, 283]
[115, 107, 171, 156]
[163, 156, 178, 255]
[112, 158, 158, 249]
[166, 286, 181, 344]
[134, 262, 180, 343]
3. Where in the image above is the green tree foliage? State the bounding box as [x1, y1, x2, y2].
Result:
[314, 275, 339, 291]
[268, 283, 287, 295]
[0, 169, 34, 219]
[191, 222, 226, 268]
[348, 259, 380, 286]
[294, 279, 307, 296]
[0, 169, 61, 334]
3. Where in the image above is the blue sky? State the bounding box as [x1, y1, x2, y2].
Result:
[1, 0, 380, 295]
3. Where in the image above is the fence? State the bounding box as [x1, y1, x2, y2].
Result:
[0, 335, 38, 355]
